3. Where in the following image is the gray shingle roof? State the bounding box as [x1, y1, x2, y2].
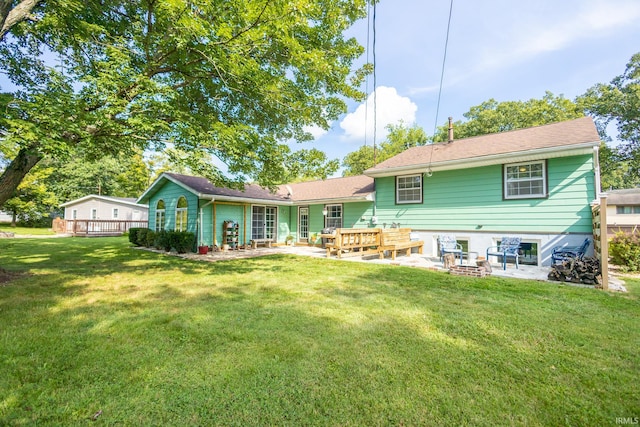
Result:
[366, 117, 600, 174]
[277, 175, 374, 201]
[164, 173, 288, 202]
[607, 188, 640, 205]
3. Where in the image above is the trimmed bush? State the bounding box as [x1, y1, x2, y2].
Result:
[155, 230, 169, 251]
[609, 231, 640, 272]
[137, 228, 149, 247]
[145, 229, 156, 248]
[129, 228, 143, 246]
[169, 231, 196, 254]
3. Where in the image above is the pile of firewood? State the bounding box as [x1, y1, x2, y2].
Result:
[547, 256, 601, 286]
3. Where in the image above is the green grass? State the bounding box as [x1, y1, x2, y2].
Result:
[0, 225, 55, 236]
[0, 237, 638, 426]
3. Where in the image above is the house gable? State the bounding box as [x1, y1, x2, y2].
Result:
[365, 117, 601, 177]
[148, 180, 199, 233]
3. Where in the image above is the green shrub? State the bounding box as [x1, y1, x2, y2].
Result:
[145, 229, 156, 247]
[129, 228, 142, 246]
[169, 231, 196, 253]
[155, 230, 169, 251]
[609, 232, 640, 272]
[137, 228, 149, 247]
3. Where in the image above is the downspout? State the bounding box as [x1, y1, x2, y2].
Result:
[199, 197, 215, 245]
[593, 146, 602, 200]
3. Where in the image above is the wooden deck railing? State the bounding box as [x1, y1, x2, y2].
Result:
[53, 218, 148, 236]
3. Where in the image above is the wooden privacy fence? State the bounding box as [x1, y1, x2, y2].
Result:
[591, 195, 609, 290]
[52, 218, 148, 236]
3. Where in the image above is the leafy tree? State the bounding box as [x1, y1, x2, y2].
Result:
[431, 92, 584, 142]
[2, 164, 58, 226]
[283, 148, 339, 183]
[342, 145, 375, 177]
[342, 122, 427, 176]
[378, 122, 428, 157]
[577, 52, 640, 188]
[0, 0, 372, 207]
[45, 152, 150, 202]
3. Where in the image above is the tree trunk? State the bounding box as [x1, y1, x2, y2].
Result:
[0, 0, 42, 41]
[0, 146, 43, 207]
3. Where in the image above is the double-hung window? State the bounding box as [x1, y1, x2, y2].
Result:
[324, 204, 342, 228]
[396, 174, 422, 204]
[504, 161, 547, 199]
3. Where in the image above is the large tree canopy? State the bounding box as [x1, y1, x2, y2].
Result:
[431, 92, 584, 142]
[342, 122, 427, 176]
[577, 52, 640, 189]
[0, 0, 373, 207]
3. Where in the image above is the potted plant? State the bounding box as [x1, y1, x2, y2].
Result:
[309, 233, 318, 246]
[198, 243, 209, 254]
[286, 235, 295, 246]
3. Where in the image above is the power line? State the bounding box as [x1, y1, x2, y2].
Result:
[364, 3, 371, 147]
[432, 0, 454, 140]
[427, 0, 454, 176]
[372, 0, 377, 165]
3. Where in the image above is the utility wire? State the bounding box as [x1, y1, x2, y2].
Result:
[427, 0, 454, 175]
[432, 0, 454, 140]
[372, 0, 377, 165]
[364, 2, 371, 147]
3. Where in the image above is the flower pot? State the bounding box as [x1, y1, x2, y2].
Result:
[198, 245, 209, 255]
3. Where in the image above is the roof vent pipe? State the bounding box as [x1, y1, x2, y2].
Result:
[447, 117, 454, 143]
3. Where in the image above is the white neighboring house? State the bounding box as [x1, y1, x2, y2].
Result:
[61, 195, 149, 222]
[0, 210, 12, 223]
[606, 188, 640, 235]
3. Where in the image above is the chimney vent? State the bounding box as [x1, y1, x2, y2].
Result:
[447, 117, 454, 143]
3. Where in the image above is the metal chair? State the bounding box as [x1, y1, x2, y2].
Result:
[486, 237, 521, 270]
[439, 234, 463, 265]
[551, 238, 590, 264]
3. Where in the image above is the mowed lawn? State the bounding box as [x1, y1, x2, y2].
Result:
[0, 237, 638, 426]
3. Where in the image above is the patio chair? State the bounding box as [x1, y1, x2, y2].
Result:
[551, 238, 590, 264]
[438, 234, 463, 265]
[486, 237, 521, 270]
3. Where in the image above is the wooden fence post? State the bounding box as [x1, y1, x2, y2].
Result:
[599, 194, 609, 290]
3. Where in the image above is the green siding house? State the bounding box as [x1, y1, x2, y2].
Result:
[364, 117, 601, 266]
[137, 117, 601, 266]
[136, 173, 375, 249]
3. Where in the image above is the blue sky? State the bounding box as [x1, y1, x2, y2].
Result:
[2, 1, 639, 178]
[300, 0, 640, 171]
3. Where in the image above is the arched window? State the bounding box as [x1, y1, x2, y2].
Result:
[175, 196, 188, 232]
[155, 199, 166, 232]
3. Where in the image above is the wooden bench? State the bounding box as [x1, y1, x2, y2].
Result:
[250, 238, 273, 248]
[325, 228, 381, 258]
[379, 228, 424, 260]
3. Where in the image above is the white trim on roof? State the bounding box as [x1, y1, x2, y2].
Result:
[137, 173, 201, 203]
[364, 142, 599, 178]
[138, 172, 374, 206]
[61, 195, 148, 209]
[291, 192, 375, 205]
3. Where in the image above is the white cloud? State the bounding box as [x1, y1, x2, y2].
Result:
[339, 86, 417, 143]
[470, 0, 640, 75]
[303, 124, 329, 140]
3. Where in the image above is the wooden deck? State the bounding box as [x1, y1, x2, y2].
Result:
[53, 218, 148, 236]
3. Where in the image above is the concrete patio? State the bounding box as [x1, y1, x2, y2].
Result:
[173, 243, 627, 291]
